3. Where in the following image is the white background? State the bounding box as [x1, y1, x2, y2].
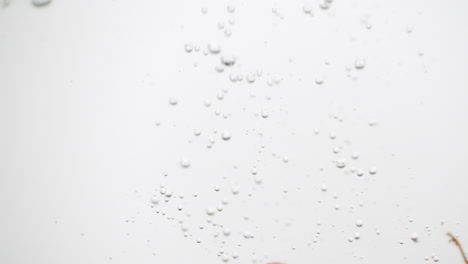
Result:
[0, 0, 467, 263]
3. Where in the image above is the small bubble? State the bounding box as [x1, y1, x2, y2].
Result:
[218, 21, 225, 30]
[204, 99, 212, 107]
[208, 42, 222, 54]
[32, 0, 51, 7]
[302, 4, 313, 14]
[224, 29, 232, 37]
[329, 131, 336, 139]
[354, 232, 361, 239]
[251, 167, 258, 175]
[227, 5, 236, 13]
[406, 25, 413, 34]
[232, 186, 240, 195]
[254, 175, 263, 184]
[319, 0, 331, 10]
[184, 44, 194, 53]
[261, 110, 269, 118]
[332, 146, 340, 154]
[150, 196, 159, 205]
[223, 228, 231, 236]
[214, 185, 221, 192]
[411, 233, 418, 242]
[169, 97, 178, 106]
[368, 119, 378, 126]
[356, 220, 363, 227]
[221, 54, 236, 66]
[356, 169, 364, 176]
[315, 76, 324, 85]
[180, 158, 191, 168]
[201, 6, 208, 14]
[321, 184, 328, 192]
[313, 128, 320, 135]
[194, 129, 202, 136]
[354, 58, 366, 69]
[336, 158, 346, 168]
[351, 152, 359, 159]
[369, 167, 377, 174]
[221, 131, 231, 140]
[206, 207, 216, 216]
[246, 73, 256, 83]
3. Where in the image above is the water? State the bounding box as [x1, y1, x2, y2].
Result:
[1, 1, 467, 264]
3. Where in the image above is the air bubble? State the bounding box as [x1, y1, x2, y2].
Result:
[208, 42, 222, 54]
[32, 0, 51, 7]
[180, 158, 191, 168]
[206, 207, 216, 216]
[356, 220, 363, 227]
[336, 158, 346, 168]
[303, 4, 313, 14]
[354, 58, 366, 69]
[227, 5, 236, 13]
[411, 233, 418, 242]
[254, 175, 263, 184]
[315, 76, 324, 85]
[184, 44, 194, 53]
[221, 54, 236, 66]
[321, 184, 328, 192]
[261, 110, 269, 118]
[368, 119, 378, 126]
[204, 99, 212, 107]
[356, 169, 364, 176]
[151, 196, 159, 205]
[169, 97, 178, 106]
[369, 167, 377, 174]
[221, 131, 231, 140]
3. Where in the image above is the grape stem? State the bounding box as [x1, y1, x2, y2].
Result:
[447, 232, 468, 264]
